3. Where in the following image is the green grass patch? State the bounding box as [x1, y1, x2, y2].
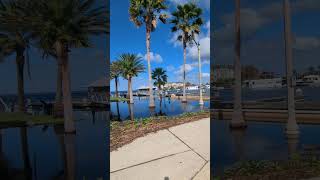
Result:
[110, 97, 128, 102]
[0, 112, 63, 126]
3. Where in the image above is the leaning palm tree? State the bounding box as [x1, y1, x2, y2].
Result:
[129, 0, 168, 108]
[152, 67, 167, 101]
[28, 0, 107, 133]
[118, 53, 145, 104]
[0, 0, 31, 113]
[110, 60, 122, 100]
[171, 3, 203, 103]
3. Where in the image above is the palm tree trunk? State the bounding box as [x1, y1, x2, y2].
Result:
[129, 103, 134, 121]
[56, 41, 75, 133]
[115, 77, 119, 99]
[182, 39, 187, 103]
[231, 0, 246, 128]
[128, 77, 134, 104]
[198, 45, 204, 105]
[20, 127, 32, 180]
[146, 27, 155, 108]
[283, 0, 298, 136]
[54, 59, 63, 118]
[16, 50, 25, 113]
[64, 134, 76, 180]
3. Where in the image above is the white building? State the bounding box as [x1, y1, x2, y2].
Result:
[164, 82, 184, 89]
[243, 78, 284, 89]
[186, 85, 199, 90]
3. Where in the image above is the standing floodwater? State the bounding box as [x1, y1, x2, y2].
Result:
[110, 97, 210, 121]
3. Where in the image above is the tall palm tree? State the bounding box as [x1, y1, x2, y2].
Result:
[283, 0, 298, 136]
[129, 0, 168, 108]
[171, 3, 203, 103]
[28, 0, 107, 133]
[230, 0, 246, 128]
[118, 53, 145, 104]
[111, 60, 122, 100]
[191, 29, 204, 105]
[152, 67, 167, 103]
[0, 0, 31, 113]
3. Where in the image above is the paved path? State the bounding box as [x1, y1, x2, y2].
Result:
[110, 118, 210, 180]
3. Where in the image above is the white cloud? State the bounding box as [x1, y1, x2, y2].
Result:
[187, 36, 210, 60]
[167, 65, 175, 71]
[202, 73, 210, 78]
[138, 52, 163, 63]
[174, 64, 194, 75]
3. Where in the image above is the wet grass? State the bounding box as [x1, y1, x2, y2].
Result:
[110, 110, 209, 151]
[0, 112, 63, 126]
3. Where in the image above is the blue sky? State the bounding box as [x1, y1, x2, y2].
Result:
[110, 0, 210, 91]
[0, 0, 107, 94]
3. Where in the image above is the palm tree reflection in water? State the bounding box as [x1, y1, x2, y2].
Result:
[230, 128, 246, 162]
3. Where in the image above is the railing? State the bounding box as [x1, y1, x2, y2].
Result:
[0, 97, 9, 112]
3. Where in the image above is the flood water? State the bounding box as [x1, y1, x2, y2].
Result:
[0, 111, 108, 179]
[212, 117, 320, 176]
[110, 97, 210, 121]
[211, 87, 320, 176]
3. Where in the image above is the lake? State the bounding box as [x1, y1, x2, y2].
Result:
[0, 110, 108, 179]
[110, 97, 210, 121]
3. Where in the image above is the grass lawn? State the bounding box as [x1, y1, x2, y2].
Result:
[110, 111, 209, 151]
[0, 112, 63, 126]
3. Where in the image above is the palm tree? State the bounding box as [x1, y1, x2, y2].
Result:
[152, 67, 167, 109]
[283, 0, 298, 136]
[118, 53, 145, 104]
[28, 0, 107, 133]
[171, 3, 203, 103]
[0, 0, 31, 113]
[111, 60, 122, 100]
[190, 23, 204, 105]
[129, 0, 168, 108]
[230, 0, 246, 128]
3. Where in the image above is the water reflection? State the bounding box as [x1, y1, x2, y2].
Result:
[20, 127, 32, 180]
[111, 97, 209, 121]
[230, 128, 246, 162]
[0, 111, 108, 179]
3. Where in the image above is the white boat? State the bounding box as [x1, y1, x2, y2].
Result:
[243, 78, 284, 89]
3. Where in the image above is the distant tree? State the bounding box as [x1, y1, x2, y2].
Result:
[111, 60, 122, 99]
[118, 53, 145, 104]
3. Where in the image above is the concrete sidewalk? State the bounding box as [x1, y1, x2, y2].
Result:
[110, 118, 210, 180]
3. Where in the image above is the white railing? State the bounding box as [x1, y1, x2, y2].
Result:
[0, 97, 9, 112]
